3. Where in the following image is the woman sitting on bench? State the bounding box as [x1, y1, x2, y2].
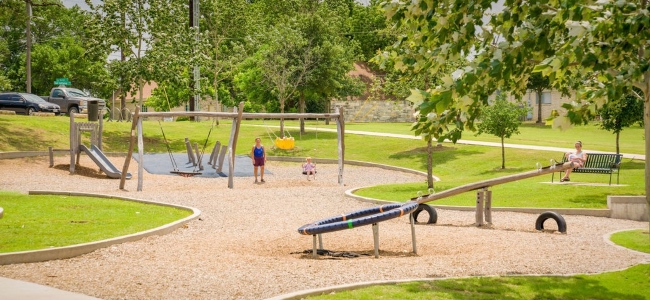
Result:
[561, 140, 587, 182]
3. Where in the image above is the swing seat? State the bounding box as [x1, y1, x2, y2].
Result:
[302, 170, 317, 175]
[274, 137, 295, 150]
[171, 171, 202, 177]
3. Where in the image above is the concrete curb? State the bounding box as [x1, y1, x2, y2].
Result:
[0, 151, 129, 159]
[0, 191, 201, 265]
[268, 156, 437, 179]
[345, 186, 611, 217]
[266, 258, 650, 300]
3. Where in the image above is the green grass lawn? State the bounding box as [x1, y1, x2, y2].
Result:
[0, 115, 645, 208]
[308, 229, 650, 300]
[610, 229, 650, 253]
[288, 121, 646, 154]
[0, 191, 192, 253]
[308, 264, 650, 300]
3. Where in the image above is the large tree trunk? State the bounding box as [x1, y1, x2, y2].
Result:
[427, 139, 434, 188]
[25, 2, 32, 93]
[501, 135, 506, 169]
[616, 131, 620, 155]
[536, 90, 543, 123]
[643, 81, 650, 236]
[280, 100, 285, 139]
[299, 91, 306, 135]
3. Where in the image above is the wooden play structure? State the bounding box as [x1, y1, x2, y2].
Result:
[119, 102, 345, 191]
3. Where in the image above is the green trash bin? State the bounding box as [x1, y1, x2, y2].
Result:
[87, 100, 99, 122]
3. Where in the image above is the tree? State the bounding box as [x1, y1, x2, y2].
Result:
[85, 0, 153, 115]
[476, 95, 529, 169]
[381, 0, 650, 230]
[526, 72, 551, 124]
[599, 94, 644, 155]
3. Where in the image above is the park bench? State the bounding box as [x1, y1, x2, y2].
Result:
[551, 153, 623, 185]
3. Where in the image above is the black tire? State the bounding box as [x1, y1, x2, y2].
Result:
[412, 204, 437, 224]
[535, 211, 567, 233]
[69, 106, 79, 115]
[27, 107, 35, 115]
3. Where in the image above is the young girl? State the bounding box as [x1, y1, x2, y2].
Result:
[302, 157, 316, 181]
[251, 137, 266, 183]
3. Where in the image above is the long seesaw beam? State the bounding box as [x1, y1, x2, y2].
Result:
[415, 162, 575, 205]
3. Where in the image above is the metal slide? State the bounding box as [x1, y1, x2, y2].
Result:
[79, 144, 132, 179]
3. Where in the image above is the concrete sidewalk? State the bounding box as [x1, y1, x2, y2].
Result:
[0, 276, 99, 300]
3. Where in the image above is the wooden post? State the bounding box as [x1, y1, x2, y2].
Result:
[69, 113, 75, 174]
[336, 107, 345, 185]
[216, 145, 227, 172]
[475, 189, 485, 226]
[410, 213, 417, 254]
[48, 146, 54, 167]
[119, 107, 140, 190]
[137, 117, 144, 192]
[193, 142, 201, 169]
[227, 102, 245, 189]
[372, 223, 379, 258]
[98, 111, 103, 150]
[185, 138, 194, 164]
[485, 189, 492, 224]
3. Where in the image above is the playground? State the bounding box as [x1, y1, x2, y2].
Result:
[0, 154, 648, 300]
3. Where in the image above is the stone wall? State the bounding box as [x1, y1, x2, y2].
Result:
[331, 100, 415, 123]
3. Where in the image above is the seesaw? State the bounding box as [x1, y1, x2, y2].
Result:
[297, 162, 575, 258]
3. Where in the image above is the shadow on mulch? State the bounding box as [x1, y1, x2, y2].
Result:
[293, 249, 418, 259]
[52, 164, 108, 179]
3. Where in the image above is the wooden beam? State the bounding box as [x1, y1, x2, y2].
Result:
[228, 102, 245, 189]
[417, 162, 575, 205]
[136, 111, 339, 119]
[137, 117, 144, 191]
[120, 108, 140, 190]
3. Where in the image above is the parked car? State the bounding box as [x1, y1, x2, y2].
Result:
[41, 87, 105, 115]
[0, 92, 61, 115]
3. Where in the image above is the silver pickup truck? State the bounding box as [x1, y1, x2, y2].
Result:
[41, 87, 106, 115]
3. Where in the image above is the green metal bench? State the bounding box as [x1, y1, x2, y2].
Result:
[552, 153, 623, 185]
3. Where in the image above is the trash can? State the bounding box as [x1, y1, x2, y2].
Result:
[87, 100, 99, 122]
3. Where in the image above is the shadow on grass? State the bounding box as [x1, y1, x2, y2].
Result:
[389, 146, 481, 170]
[411, 276, 646, 299]
[477, 167, 528, 175]
[0, 119, 60, 151]
[621, 160, 645, 170]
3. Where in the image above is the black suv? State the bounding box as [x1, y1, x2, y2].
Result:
[0, 92, 61, 115]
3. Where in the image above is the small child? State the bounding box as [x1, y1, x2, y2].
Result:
[302, 157, 316, 181]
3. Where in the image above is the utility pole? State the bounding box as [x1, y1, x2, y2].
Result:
[189, 0, 200, 121]
[24, 0, 59, 94]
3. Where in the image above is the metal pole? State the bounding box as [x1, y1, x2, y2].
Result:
[312, 235, 317, 258]
[318, 234, 323, 250]
[372, 223, 379, 258]
[410, 213, 417, 254]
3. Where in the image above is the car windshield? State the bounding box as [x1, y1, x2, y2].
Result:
[20, 93, 47, 103]
[66, 88, 89, 97]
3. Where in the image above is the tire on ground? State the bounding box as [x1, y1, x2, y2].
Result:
[535, 211, 567, 233]
[412, 203, 437, 224]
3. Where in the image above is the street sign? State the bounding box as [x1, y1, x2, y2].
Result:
[54, 78, 71, 86]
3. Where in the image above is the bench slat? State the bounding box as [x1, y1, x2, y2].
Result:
[554, 153, 623, 185]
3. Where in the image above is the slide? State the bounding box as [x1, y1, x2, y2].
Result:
[79, 144, 132, 179]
